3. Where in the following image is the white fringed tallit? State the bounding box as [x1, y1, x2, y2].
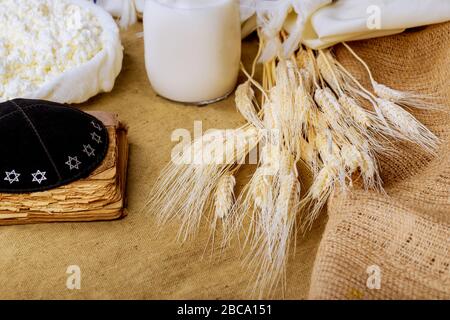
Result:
[241, 0, 450, 60]
[92, 0, 137, 29]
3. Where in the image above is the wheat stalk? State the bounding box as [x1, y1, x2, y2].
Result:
[212, 172, 236, 247]
[376, 98, 439, 153]
[373, 81, 444, 110]
[235, 81, 265, 130]
[146, 126, 259, 242]
[326, 48, 440, 154]
[241, 150, 301, 297]
[342, 42, 444, 111]
[214, 173, 236, 220]
[339, 94, 372, 128]
[315, 88, 343, 120]
[296, 47, 315, 76]
[316, 49, 344, 95]
[301, 165, 335, 231]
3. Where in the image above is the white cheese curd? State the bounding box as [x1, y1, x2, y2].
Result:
[0, 0, 123, 103]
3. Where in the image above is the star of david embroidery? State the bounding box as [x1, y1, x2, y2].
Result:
[4, 170, 20, 184]
[91, 132, 102, 144]
[83, 144, 96, 157]
[65, 156, 82, 170]
[31, 170, 47, 184]
[91, 121, 102, 131]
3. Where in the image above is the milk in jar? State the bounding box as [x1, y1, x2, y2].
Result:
[143, 0, 241, 104]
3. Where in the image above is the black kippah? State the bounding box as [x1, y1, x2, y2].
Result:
[0, 99, 109, 194]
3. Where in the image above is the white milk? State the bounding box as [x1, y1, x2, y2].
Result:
[143, 0, 241, 104]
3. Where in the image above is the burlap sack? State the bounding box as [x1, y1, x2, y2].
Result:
[308, 22, 450, 299]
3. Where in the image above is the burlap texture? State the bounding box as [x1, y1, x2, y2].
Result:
[309, 22, 450, 299]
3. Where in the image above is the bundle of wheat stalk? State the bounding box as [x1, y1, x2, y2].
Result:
[146, 23, 440, 297]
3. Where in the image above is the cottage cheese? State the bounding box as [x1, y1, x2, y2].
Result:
[0, 0, 105, 102]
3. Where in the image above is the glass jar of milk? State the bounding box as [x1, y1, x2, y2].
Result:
[143, 0, 241, 105]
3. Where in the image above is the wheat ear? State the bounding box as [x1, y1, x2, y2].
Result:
[214, 173, 236, 219]
[342, 42, 444, 110]
[212, 173, 236, 246]
[376, 98, 439, 153]
[329, 55, 439, 152]
[372, 81, 444, 110]
[300, 165, 335, 231]
[235, 81, 265, 130]
[243, 151, 301, 298]
[146, 126, 259, 242]
[316, 49, 344, 95]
